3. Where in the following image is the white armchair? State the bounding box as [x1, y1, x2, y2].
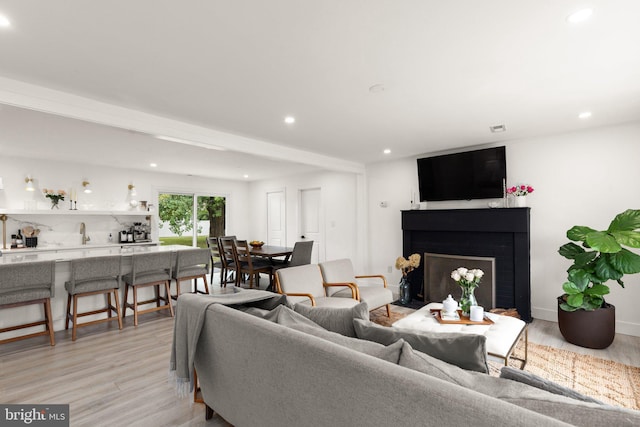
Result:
[319, 259, 393, 317]
[274, 264, 359, 308]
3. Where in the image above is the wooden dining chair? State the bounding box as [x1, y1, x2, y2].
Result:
[218, 237, 238, 287]
[271, 240, 314, 272]
[234, 239, 273, 288]
[206, 237, 224, 284]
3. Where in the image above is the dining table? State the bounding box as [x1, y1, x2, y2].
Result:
[248, 244, 294, 261]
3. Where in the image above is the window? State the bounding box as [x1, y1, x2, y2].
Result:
[158, 193, 226, 247]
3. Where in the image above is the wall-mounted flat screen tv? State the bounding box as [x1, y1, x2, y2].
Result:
[417, 146, 506, 201]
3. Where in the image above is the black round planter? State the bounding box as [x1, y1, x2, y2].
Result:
[557, 296, 615, 349]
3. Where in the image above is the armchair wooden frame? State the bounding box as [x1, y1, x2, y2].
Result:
[274, 274, 358, 306]
[323, 274, 391, 316]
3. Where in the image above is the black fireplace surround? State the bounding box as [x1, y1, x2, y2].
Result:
[402, 208, 531, 322]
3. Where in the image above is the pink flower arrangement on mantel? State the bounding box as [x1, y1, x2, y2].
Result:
[507, 184, 534, 197]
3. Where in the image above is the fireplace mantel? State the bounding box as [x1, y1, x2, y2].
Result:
[402, 208, 531, 321]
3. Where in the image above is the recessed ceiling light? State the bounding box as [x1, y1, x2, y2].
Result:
[0, 15, 10, 27]
[489, 124, 507, 133]
[149, 163, 158, 168]
[383, 149, 391, 154]
[284, 116, 295, 124]
[567, 8, 593, 24]
[243, 174, 249, 179]
[369, 84, 386, 93]
[578, 111, 592, 119]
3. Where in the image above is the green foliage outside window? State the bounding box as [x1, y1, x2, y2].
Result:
[158, 194, 226, 237]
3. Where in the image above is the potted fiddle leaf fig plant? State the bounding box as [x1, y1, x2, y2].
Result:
[557, 209, 640, 349]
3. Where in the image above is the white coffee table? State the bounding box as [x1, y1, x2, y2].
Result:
[392, 303, 528, 368]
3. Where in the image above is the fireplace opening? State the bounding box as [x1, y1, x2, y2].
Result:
[423, 252, 496, 309]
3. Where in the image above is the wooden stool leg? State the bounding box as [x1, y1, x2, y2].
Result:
[65, 294, 72, 330]
[113, 289, 123, 330]
[165, 281, 174, 317]
[172, 279, 180, 299]
[133, 286, 139, 326]
[122, 285, 129, 319]
[386, 304, 391, 318]
[107, 292, 112, 318]
[72, 294, 79, 341]
[155, 284, 161, 307]
[44, 299, 55, 346]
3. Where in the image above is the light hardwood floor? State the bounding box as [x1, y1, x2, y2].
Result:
[2, 282, 640, 426]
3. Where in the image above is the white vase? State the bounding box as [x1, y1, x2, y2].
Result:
[514, 196, 526, 207]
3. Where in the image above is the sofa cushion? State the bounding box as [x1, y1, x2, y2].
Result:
[398, 341, 640, 426]
[294, 302, 369, 337]
[499, 367, 603, 404]
[353, 318, 488, 373]
[263, 304, 402, 363]
[287, 322, 404, 364]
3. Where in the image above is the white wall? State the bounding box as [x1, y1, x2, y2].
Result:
[248, 170, 364, 268]
[366, 121, 640, 336]
[0, 155, 252, 246]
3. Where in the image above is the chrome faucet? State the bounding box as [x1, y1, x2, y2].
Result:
[80, 222, 91, 245]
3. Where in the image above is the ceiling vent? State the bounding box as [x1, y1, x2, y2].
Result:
[489, 124, 507, 133]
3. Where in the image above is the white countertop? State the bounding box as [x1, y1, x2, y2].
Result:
[0, 241, 159, 255]
[0, 244, 194, 264]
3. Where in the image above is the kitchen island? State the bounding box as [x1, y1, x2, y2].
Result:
[0, 244, 199, 341]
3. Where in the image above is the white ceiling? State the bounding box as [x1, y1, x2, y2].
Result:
[0, 1, 639, 180]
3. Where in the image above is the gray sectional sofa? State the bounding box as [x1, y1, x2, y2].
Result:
[170, 291, 640, 427]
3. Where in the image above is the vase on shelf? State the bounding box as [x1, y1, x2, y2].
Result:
[459, 286, 477, 317]
[514, 195, 526, 207]
[398, 276, 411, 306]
[50, 199, 60, 209]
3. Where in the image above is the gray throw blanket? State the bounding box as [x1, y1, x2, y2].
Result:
[169, 288, 287, 397]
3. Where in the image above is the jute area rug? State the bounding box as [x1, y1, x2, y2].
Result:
[369, 307, 640, 410]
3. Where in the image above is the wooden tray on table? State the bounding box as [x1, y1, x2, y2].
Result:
[430, 309, 494, 325]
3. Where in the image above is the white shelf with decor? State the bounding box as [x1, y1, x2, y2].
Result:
[0, 210, 152, 216]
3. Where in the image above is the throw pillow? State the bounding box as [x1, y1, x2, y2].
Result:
[499, 367, 603, 404]
[294, 302, 369, 337]
[353, 318, 489, 373]
[262, 304, 326, 330]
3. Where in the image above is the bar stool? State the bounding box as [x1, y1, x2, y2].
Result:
[0, 261, 56, 346]
[171, 248, 211, 300]
[65, 255, 123, 341]
[122, 251, 174, 326]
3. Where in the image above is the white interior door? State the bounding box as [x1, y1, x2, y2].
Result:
[267, 190, 286, 246]
[299, 188, 322, 263]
